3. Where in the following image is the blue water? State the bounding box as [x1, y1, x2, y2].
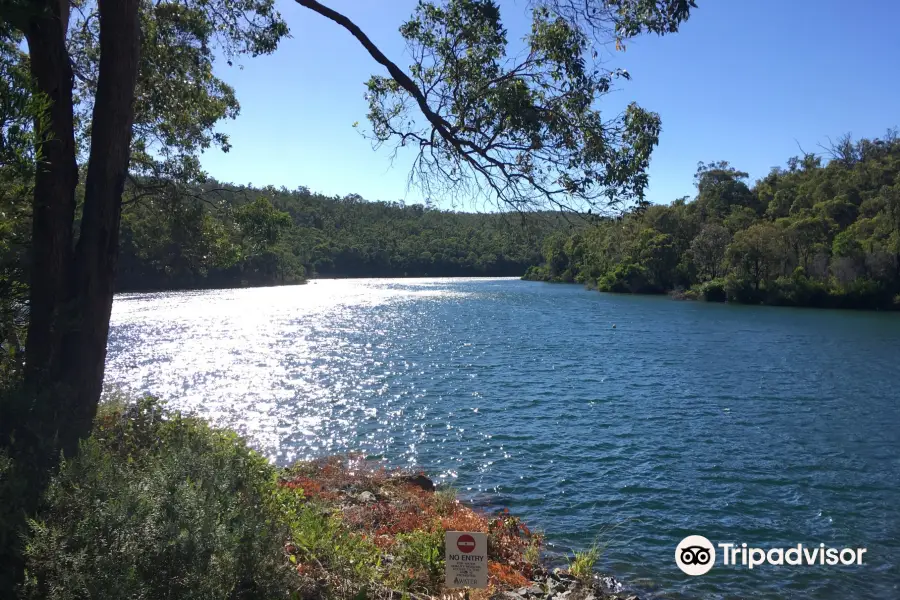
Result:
[106, 278, 900, 599]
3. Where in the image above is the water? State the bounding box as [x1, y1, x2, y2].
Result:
[106, 278, 900, 599]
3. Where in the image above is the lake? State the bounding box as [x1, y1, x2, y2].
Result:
[105, 277, 900, 599]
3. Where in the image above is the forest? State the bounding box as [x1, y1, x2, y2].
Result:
[524, 133, 900, 310]
[114, 184, 555, 290]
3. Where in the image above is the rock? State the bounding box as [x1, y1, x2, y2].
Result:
[516, 584, 543, 597]
[551, 568, 577, 582]
[399, 473, 435, 491]
[357, 491, 376, 503]
[593, 575, 624, 594]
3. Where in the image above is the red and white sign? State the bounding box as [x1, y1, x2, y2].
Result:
[457, 534, 476, 554]
[445, 531, 487, 588]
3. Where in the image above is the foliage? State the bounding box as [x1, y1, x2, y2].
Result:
[69, 0, 287, 183]
[19, 397, 298, 600]
[567, 543, 599, 581]
[394, 529, 445, 591]
[5, 394, 550, 599]
[279, 455, 544, 597]
[356, 0, 691, 212]
[597, 262, 650, 293]
[525, 131, 900, 310]
[116, 182, 562, 289]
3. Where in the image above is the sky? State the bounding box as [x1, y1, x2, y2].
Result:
[200, 0, 900, 208]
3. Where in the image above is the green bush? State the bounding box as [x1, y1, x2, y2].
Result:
[287, 502, 380, 585]
[393, 529, 444, 593]
[723, 275, 762, 304]
[20, 397, 297, 600]
[522, 265, 550, 281]
[698, 278, 727, 302]
[597, 263, 651, 293]
[831, 277, 895, 309]
[766, 270, 830, 307]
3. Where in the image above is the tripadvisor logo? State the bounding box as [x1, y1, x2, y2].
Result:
[675, 535, 868, 576]
[676, 535, 715, 576]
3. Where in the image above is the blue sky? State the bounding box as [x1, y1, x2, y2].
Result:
[201, 0, 900, 208]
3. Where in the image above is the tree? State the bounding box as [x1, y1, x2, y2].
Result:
[689, 223, 730, 281]
[635, 227, 677, 289]
[785, 215, 832, 271]
[541, 231, 570, 278]
[0, 0, 288, 592]
[694, 160, 757, 219]
[235, 197, 293, 254]
[727, 223, 785, 290]
[0, 0, 288, 424]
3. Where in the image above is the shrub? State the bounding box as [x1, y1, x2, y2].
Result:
[20, 397, 297, 600]
[831, 277, 894, 309]
[567, 543, 600, 581]
[597, 263, 651, 293]
[393, 529, 445, 593]
[723, 275, 762, 304]
[285, 502, 380, 588]
[766, 270, 830, 307]
[522, 265, 550, 281]
[698, 278, 727, 302]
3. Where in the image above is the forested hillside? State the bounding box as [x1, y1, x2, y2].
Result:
[116, 183, 556, 290]
[525, 133, 900, 310]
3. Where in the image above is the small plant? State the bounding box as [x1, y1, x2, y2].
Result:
[433, 486, 458, 516]
[568, 543, 600, 581]
[523, 539, 541, 565]
[393, 529, 445, 593]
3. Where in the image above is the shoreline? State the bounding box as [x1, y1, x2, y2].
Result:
[13, 396, 645, 600]
[280, 454, 643, 600]
[114, 274, 528, 295]
[520, 276, 900, 312]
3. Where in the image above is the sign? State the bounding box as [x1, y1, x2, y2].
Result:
[445, 531, 488, 589]
[457, 534, 476, 553]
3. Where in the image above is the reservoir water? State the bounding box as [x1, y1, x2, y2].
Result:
[105, 277, 900, 599]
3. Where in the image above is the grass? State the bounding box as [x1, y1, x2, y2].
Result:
[567, 543, 600, 582]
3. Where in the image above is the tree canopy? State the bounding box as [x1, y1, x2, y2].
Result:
[525, 131, 900, 310]
[300, 0, 693, 212]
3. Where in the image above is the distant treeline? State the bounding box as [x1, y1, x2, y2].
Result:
[116, 184, 559, 291]
[525, 132, 900, 310]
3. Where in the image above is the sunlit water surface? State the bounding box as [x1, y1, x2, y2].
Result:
[106, 278, 900, 599]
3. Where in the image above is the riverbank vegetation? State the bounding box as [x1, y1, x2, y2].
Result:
[116, 184, 554, 291]
[2, 396, 555, 599]
[524, 133, 900, 310]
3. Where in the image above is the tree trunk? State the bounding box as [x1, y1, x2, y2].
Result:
[1, 5, 78, 595]
[22, 5, 78, 391]
[58, 0, 142, 455]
